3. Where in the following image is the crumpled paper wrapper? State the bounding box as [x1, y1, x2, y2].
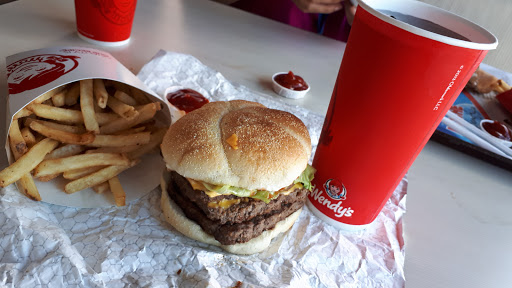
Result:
[0, 50, 406, 287]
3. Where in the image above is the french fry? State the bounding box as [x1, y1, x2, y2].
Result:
[107, 96, 139, 119]
[13, 146, 41, 200]
[111, 81, 131, 93]
[64, 160, 138, 194]
[9, 128, 41, 201]
[93, 182, 110, 194]
[25, 118, 86, 134]
[113, 90, 138, 106]
[127, 128, 167, 159]
[130, 87, 150, 104]
[0, 138, 59, 187]
[94, 113, 120, 124]
[20, 127, 37, 148]
[502, 80, 512, 91]
[37, 174, 59, 182]
[136, 120, 156, 131]
[89, 132, 150, 147]
[496, 79, 512, 93]
[16, 174, 41, 201]
[94, 99, 105, 112]
[29, 120, 95, 145]
[112, 126, 146, 135]
[51, 89, 67, 107]
[26, 103, 81, 122]
[13, 108, 33, 120]
[80, 79, 100, 133]
[63, 166, 103, 180]
[86, 145, 141, 154]
[8, 119, 28, 155]
[108, 176, 126, 206]
[27, 103, 119, 125]
[33, 86, 66, 104]
[65, 82, 81, 106]
[34, 152, 131, 178]
[99, 102, 160, 134]
[45, 144, 85, 160]
[93, 79, 109, 109]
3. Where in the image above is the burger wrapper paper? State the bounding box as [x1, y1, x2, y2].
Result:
[3, 46, 169, 208]
[0, 50, 406, 287]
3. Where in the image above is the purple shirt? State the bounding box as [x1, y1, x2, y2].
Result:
[231, 0, 351, 42]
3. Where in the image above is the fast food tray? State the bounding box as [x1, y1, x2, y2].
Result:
[432, 63, 512, 172]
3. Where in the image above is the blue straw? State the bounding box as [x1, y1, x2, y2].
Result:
[317, 13, 327, 35]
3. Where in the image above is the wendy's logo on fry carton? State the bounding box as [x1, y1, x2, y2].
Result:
[6, 54, 80, 95]
[94, 0, 137, 25]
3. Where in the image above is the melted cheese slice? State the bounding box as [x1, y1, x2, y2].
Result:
[277, 183, 303, 196]
[187, 178, 222, 197]
[208, 198, 242, 209]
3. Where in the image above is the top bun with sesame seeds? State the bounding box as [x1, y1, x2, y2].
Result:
[160, 100, 311, 191]
[159, 100, 315, 254]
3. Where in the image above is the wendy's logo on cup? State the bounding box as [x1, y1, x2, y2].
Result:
[309, 180, 354, 218]
[92, 0, 137, 25]
[7, 54, 80, 95]
[324, 178, 346, 200]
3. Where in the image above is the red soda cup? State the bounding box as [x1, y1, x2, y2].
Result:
[74, 0, 137, 46]
[307, 0, 497, 230]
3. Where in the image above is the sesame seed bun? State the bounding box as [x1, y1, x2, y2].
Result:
[160, 100, 311, 191]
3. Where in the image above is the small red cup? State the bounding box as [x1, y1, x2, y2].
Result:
[74, 0, 137, 46]
[307, 0, 497, 230]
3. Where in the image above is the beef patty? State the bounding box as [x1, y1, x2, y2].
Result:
[167, 171, 307, 245]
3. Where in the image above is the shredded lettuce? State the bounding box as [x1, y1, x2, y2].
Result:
[201, 165, 316, 203]
[203, 182, 272, 203]
[251, 190, 273, 203]
[203, 183, 253, 197]
[294, 165, 316, 191]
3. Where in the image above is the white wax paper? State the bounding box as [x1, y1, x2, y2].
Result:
[0, 50, 406, 287]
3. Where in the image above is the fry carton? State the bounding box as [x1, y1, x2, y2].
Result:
[4, 46, 170, 208]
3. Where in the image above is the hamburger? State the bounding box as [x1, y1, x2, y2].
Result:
[160, 100, 315, 254]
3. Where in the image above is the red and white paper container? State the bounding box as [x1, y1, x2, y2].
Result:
[74, 0, 137, 46]
[5, 46, 170, 208]
[307, 0, 497, 230]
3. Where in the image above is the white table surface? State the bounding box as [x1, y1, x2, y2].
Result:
[1, 1, 511, 287]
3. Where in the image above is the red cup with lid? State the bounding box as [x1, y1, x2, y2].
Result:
[307, 0, 498, 230]
[74, 0, 137, 46]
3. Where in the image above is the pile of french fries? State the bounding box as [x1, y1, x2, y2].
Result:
[467, 68, 512, 95]
[0, 79, 167, 206]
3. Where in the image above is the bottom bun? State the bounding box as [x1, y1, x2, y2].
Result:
[160, 172, 302, 255]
